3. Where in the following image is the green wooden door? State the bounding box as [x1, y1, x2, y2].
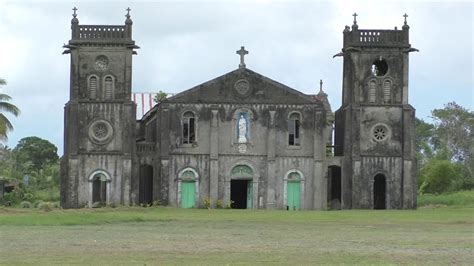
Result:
[246, 181, 253, 209]
[287, 181, 301, 210]
[181, 181, 195, 208]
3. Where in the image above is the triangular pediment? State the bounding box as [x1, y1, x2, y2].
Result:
[166, 68, 318, 105]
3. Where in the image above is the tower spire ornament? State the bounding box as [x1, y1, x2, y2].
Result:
[236, 46, 249, 69]
[319, 79, 323, 93]
[403, 13, 408, 25]
[352, 12, 358, 25]
[71, 7, 79, 24]
[125, 7, 133, 25]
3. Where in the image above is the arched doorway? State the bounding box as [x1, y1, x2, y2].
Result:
[90, 172, 109, 207]
[230, 165, 253, 209]
[374, 174, 386, 210]
[139, 165, 153, 205]
[179, 169, 198, 208]
[285, 171, 302, 210]
[328, 165, 341, 210]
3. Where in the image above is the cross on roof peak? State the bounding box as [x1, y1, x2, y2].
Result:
[236, 46, 249, 69]
[352, 12, 358, 24]
[72, 7, 78, 18]
[403, 13, 408, 25]
[126, 7, 131, 18]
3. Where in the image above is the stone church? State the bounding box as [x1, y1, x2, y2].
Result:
[60, 9, 417, 210]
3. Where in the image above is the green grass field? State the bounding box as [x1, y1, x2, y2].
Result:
[0, 203, 473, 265]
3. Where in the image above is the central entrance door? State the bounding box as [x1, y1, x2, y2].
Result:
[230, 179, 252, 209]
[374, 174, 386, 210]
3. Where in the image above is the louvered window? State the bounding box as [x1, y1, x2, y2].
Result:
[383, 80, 391, 103]
[89, 76, 97, 99]
[369, 80, 376, 103]
[104, 76, 113, 100]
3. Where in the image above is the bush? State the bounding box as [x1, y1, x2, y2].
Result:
[419, 159, 460, 194]
[20, 201, 32, 208]
[38, 202, 53, 212]
[203, 197, 212, 209]
[216, 199, 224, 209]
[418, 190, 474, 206]
[33, 200, 44, 208]
[52, 201, 60, 208]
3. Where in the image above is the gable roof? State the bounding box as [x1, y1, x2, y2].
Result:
[165, 68, 320, 105]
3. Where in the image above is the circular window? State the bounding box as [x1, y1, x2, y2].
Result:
[88, 120, 114, 144]
[371, 58, 388, 76]
[94, 55, 109, 71]
[234, 79, 251, 97]
[372, 124, 390, 142]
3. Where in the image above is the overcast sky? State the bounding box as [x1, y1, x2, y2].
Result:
[0, 0, 472, 154]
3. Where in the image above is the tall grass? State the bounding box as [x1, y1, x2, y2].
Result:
[418, 190, 474, 206]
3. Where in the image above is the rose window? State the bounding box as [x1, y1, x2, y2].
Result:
[88, 120, 113, 144]
[372, 124, 389, 142]
[93, 123, 108, 139]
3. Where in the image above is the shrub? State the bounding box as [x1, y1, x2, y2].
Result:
[419, 159, 460, 194]
[418, 190, 474, 206]
[20, 201, 32, 208]
[38, 202, 53, 212]
[203, 197, 212, 209]
[225, 200, 234, 209]
[153, 200, 160, 206]
[33, 200, 44, 208]
[52, 201, 60, 208]
[216, 199, 224, 209]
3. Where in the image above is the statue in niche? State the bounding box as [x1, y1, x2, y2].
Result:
[238, 113, 247, 143]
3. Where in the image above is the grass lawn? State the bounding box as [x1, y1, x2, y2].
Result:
[0, 206, 473, 265]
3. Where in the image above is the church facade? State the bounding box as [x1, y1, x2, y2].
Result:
[60, 9, 417, 210]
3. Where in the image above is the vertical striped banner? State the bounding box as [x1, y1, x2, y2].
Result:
[132, 92, 158, 119]
[132, 92, 174, 120]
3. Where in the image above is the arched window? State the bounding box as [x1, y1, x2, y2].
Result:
[368, 80, 377, 103]
[182, 111, 196, 144]
[104, 76, 114, 100]
[88, 76, 98, 99]
[383, 80, 392, 103]
[288, 113, 300, 146]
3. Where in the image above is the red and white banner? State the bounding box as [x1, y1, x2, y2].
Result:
[132, 92, 174, 120]
[132, 92, 158, 119]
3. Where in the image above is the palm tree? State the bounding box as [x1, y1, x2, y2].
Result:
[0, 78, 20, 141]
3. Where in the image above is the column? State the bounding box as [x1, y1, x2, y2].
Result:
[266, 110, 276, 209]
[209, 109, 219, 207]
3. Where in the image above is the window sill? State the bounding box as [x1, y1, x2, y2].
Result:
[181, 143, 198, 148]
[286, 145, 302, 150]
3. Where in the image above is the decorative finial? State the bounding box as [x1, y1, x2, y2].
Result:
[71, 7, 79, 24]
[403, 13, 408, 25]
[320, 79, 324, 92]
[72, 7, 78, 18]
[125, 7, 133, 25]
[236, 46, 249, 69]
[352, 12, 358, 25]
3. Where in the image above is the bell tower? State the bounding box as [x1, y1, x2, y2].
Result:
[334, 14, 418, 209]
[61, 8, 139, 208]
